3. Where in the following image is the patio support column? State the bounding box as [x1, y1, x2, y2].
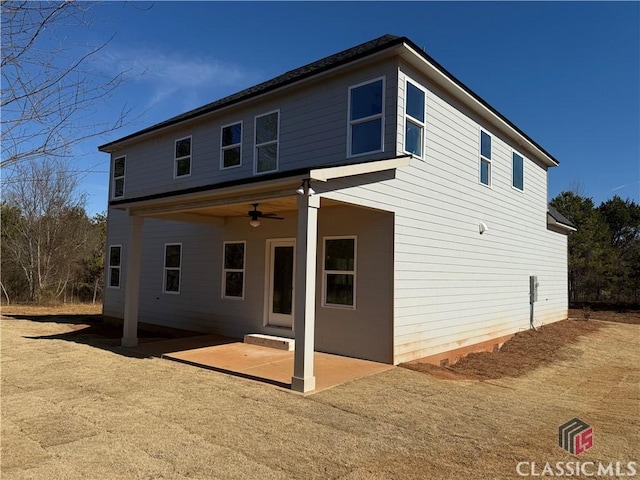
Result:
[122, 213, 143, 347]
[292, 192, 319, 393]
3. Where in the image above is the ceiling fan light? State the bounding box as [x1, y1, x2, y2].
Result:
[250, 219, 261, 228]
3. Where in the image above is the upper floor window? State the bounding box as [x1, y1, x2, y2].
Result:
[163, 243, 182, 294]
[222, 241, 245, 299]
[323, 236, 357, 309]
[112, 156, 125, 199]
[254, 111, 279, 174]
[221, 122, 242, 169]
[404, 81, 425, 158]
[480, 130, 492, 187]
[512, 151, 524, 191]
[108, 245, 121, 288]
[348, 78, 384, 157]
[174, 136, 191, 178]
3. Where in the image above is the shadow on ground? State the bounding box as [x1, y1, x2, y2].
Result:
[3, 313, 231, 360]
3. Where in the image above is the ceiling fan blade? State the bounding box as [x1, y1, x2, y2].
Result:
[246, 203, 283, 220]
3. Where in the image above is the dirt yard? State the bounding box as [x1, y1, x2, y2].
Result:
[2, 305, 639, 479]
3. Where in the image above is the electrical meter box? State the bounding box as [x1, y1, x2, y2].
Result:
[530, 276, 538, 303]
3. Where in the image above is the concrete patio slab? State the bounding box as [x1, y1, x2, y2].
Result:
[132, 335, 393, 394]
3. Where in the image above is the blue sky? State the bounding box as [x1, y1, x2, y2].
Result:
[47, 1, 640, 215]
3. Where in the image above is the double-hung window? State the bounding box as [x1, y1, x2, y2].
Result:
[108, 245, 122, 288]
[323, 237, 356, 309]
[348, 78, 384, 157]
[221, 122, 242, 169]
[404, 81, 426, 157]
[254, 111, 279, 174]
[163, 243, 182, 294]
[512, 151, 524, 191]
[222, 241, 245, 299]
[174, 137, 191, 178]
[112, 156, 125, 199]
[480, 130, 492, 186]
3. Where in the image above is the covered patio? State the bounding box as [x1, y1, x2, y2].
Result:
[112, 156, 410, 392]
[130, 333, 393, 394]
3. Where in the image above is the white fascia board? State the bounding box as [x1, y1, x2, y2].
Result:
[310, 155, 412, 182]
[547, 214, 577, 232]
[113, 176, 305, 212]
[401, 43, 558, 168]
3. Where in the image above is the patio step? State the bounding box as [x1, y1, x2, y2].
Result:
[243, 334, 295, 351]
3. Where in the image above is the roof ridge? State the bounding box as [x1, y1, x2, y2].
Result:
[99, 34, 404, 150]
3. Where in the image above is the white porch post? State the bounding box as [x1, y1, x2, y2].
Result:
[292, 192, 319, 392]
[122, 213, 143, 347]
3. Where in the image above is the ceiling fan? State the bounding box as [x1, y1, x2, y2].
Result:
[247, 203, 284, 227]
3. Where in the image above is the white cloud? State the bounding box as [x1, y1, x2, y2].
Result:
[611, 181, 640, 193]
[98, 48, 256, 110]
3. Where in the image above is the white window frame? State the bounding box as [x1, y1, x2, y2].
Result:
[253, 110, 280, 175]
[479, 129, 492, 187]
[111, 155, 125, 199]
[163, 243, 182, 294]
[403, 78, 426, 159]
[220, 121, 243, 170]
[322, 235, 357, 310]
[107, 245, 122, 289]
[347, 76, 385, 158]
[222, 241, 246, 300]
[174, 136, 192, 179]
[512, 149, 525, 192]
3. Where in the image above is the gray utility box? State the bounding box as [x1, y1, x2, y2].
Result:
[530, 276, 539, 303]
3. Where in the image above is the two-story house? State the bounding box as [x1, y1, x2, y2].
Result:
[99, 34, 575, 392]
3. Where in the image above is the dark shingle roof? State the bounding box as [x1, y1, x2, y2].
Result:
[98, 33, 559, 166]
[99, 34, 403, 151]
[548, 204, 576, 228]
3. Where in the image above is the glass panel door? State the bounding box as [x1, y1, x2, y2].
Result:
[267, 240, 295, 328]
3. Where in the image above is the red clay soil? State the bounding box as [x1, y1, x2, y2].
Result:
[401, 319, 605, 381]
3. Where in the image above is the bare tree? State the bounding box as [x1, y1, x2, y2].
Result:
[2, 159, 93, 302]
[1, 1, 130, 168]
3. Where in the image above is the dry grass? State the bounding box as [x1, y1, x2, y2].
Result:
[2, 310, 639, 479]
[403, 310, 639, 381]
[569, 307, 640, 324]
[1, 303, 102, 316]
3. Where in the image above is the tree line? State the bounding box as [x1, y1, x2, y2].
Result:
[1, 160, 106, 304]
[2, 164, 637, 307]
[551, 191, 640, 306]
[0, 2, 132, 305]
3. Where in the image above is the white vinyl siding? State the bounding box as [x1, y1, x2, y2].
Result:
[104, 62, 397, 201]
[221, 122, 242, 170]
[112, 156, 125, 199]
[321, 65, 569, 364]
[222, 241, 245, 299]
[102, 205, 393, 363]
[108, 245, 122, 288]
[174, 136, 191, 178]
[254, 111, 279, 174]
[348, 77, 385, 157]
[163, 243, 182, 294]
